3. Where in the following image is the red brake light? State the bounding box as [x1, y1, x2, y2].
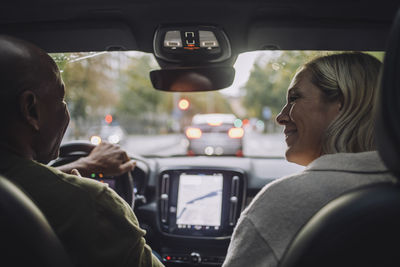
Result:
[186, 127, 202, 139]
[236, 150, 244, 157]
[228, 127, 244, 138]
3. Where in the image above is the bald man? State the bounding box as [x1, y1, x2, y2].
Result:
[0, 35, 164, 267]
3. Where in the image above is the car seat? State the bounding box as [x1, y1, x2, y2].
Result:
[278, 8, 400, 267]
[0, 175, 73, 267]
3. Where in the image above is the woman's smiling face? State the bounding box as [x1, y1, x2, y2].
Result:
[276, 69, 341, 166]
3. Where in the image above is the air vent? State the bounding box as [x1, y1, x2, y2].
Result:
[160, 174, 170, 223]
[229, 175, 240, 226]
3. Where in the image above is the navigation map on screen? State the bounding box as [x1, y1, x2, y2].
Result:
[176, 173, 223, 228]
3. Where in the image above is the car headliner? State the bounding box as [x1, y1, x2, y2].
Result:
[0, 0, 398, 55]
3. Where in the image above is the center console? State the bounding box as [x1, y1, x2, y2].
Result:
[158, 167, 246, 265]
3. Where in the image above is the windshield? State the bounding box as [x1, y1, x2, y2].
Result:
[52, 51, 383, 157]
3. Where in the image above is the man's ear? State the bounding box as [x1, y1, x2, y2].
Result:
[19, 90, 40, 131]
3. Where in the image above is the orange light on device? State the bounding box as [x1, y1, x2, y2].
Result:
[184, 46, 199, 50]
[186, 127, 202, 139]
[105, 114, 113, 124]
[228, 127, 244, 139]
[178, 99, 190, 110]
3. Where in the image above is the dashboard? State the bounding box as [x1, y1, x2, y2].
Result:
[129, 156, 304, 266]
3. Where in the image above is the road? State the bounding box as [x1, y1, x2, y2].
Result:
[122, 131, 287, 157]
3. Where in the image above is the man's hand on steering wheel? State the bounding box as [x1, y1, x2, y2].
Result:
[56, 142, 136, 178]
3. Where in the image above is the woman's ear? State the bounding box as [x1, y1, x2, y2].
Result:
[19, 90, 40, 131]
[338, 94, 344, 111]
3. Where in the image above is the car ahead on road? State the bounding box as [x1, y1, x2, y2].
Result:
[185, 114, 244, 156]
[89, 120, 127, 145]
[1, 0, 399, 266]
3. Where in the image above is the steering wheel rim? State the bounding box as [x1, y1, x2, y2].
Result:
[51, 141, 134, 207]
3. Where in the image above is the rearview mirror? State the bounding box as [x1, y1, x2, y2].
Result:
[150, 67, 235, 92]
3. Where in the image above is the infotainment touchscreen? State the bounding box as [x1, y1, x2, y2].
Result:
[176, 173, 223, 229]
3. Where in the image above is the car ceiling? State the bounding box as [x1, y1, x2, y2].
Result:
[0, 0, 399, 55]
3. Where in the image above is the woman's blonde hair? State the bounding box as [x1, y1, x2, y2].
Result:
[303, 52, 382, 154]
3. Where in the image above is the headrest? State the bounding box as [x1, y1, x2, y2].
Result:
[376, 8, 400, 178]
[0, 175, 73, 266]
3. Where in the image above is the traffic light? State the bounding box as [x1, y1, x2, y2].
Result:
[105, 114, 113, 124]
[178, 98, 190, 110]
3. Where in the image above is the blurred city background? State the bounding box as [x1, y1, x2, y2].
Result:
[52, 51, 383, 157]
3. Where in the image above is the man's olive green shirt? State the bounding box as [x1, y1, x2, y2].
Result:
[0, 150, 164, 267]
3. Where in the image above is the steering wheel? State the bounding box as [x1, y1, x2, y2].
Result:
[50, 141, 135, 207]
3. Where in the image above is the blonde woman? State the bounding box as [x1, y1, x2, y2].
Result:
[223, 53, 396, 267]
